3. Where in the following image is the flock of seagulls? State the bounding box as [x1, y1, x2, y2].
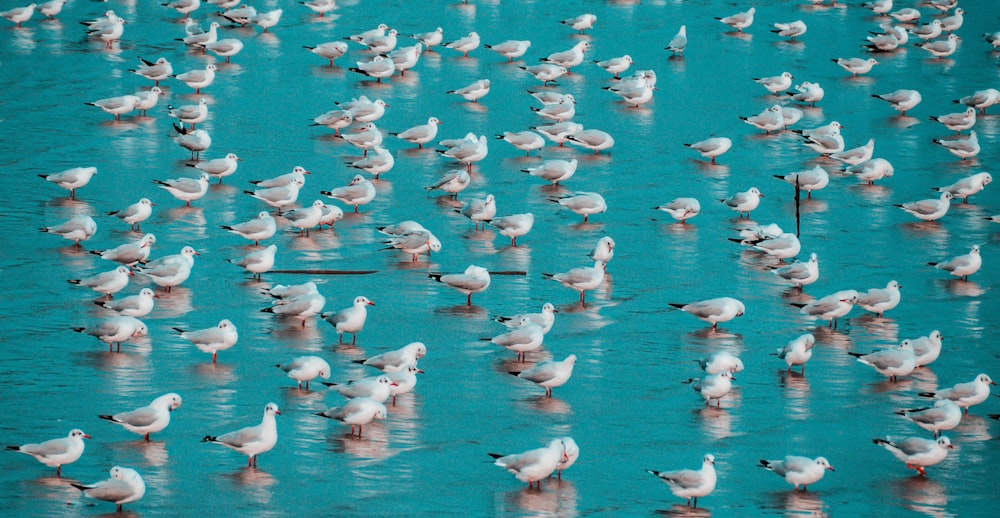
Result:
[4, 0, 1000, 514]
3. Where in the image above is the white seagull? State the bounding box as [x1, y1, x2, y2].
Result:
[322, 296, 375, 344]
[759, 456, 834, 491]
[99, 393, 182, 441]
[71, 466, 145, 513]
[6, 429, 89, 476]
[928, 245, 981, 280]
[647, 454, 717, 508]
[202, 403, 280, 467]
[174, 319, 237, 363]
[429, 265, 491, 305]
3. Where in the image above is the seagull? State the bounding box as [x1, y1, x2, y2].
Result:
[646, 454, 717, 508]
[849, 341, 916, 381]
[6, 429, 89, 476]
[716, 7, 755, 32]
[221, 211, 276, 245]
[489, 438, 568, 489]
[953, 88, 1000, 115]
[425, 169, 471, 197]
[409, 26, 443, 49]
[832, 57, 879, 76]
[655, 198, 701, 223]
[429, 265, 491, 305]
[171, 124, 212, 159]
[487, 213, 534, 247]
[686, 371, 735, 406]
[71, 466, 146, 513]
[895, 191, 953, 221]
[510, 354, 576, 396]
[916, 34, 960, 58]
[1, 3, 35, 27]
[593, 54, 632, 78]
[40, 215, 98, 245]
[933, 131, 980, 160]
[560, 13, 596, 33]
[189, 153, 240, 183]
[153, 173, 209, 207]
[774, 166, 829, 198]
[919, 374, 996, 413]
[720, 187, 764, 218]
[352, 342, 427, 372]
[300, 0, 336, 17]
[740, 105, 784, 134]
[316, 397, 387, 437]
[495, 303, 558, 334]
[283, 200, 326, 236]
[322, 296, 375, 344]
[496, 131, 545, 156]
[929, 107, 976, 134]
[92, 234, 156, 270]
[38, 166, 97, 200]
[787, 81, 824, 106]
[442, 31, 480, 57]
[772, 20, 807, 40]
[249, 8, 282, 32]
[567, 129, 615, 154]
[521, 159, 578, 185]
[174, 318, 237, 363]
[934, 172, 991, 202]
[448, 79, 490, 103]
[671, 298, 745, 329]
[349, 55, 395, 82]
[769, 253, 820, 288]
[227, 244, 277, 280]
[544, 261, 605, 305]
[85, 94, 140, 121]
[776, 334, 816, 373]
[520, 63, 569, 85]
[531, 96, 576, 122]
[321, 174, 376, 213]
[167, 98, 209, 129]
[684, 137, 732, 163]
[276, 356, 331, 389]
[896, 399, 962, 438]
[873, 436, 953, 476]
[759, 456, 834, 491]
[533, 121, 584, 146]
[245, 175, 304, 214]
[696, 351, 745, 374]
[304, 41, 349, 67]
[391, 117, 441, 149]
[73, 316, 148, 352]
[541, 41, 590, 70]
[843, 158, 894, 184]
[909, 331, 944, 368]
[326, 375, 397, 403]
[551, 192, 607, 223]
[889, 7, 921, 23]
[928, 245, 981, 280]
[99, 393, 182, 441]
[664, 25, 687, 55]
[856, 280, 902, 318]
[486, 40, 531, 62]
[130, 57, 173, 86]
[382, 229, 441, 262]
[172, 64, 217, 94]
[588, 236, 616, 269]
[68, 265, 131, 299]
[455, 194, 496, 229]
[261, 288, 326, 327]
[96, 288, 157, 317]
[754, 72, 794, 95]
[385, 365, 424, 405]
[872, 89, 922, 116]
[794, 289, 858, 328]
[909, 19, 943, 41]
[202, 403, 280, 467]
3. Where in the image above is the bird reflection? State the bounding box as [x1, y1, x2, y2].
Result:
[435, 304, 488, 318]
[944, 279, 984, 297]
[152, 286, 194, 317]
[331, 425, 392, 461]
[896, 476, 949, 517]
[191, 361, 236, 383]
[228, 468, 276, 505]
[503, 478, 578, 517]
[654, 504, 712, 517]
[526, 394, 573, 415]
[853, 314, 899, 343]
[696, 406, 732, 440]
[775, 490, 827, 517]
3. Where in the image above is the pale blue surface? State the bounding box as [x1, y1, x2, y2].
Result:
[1, 0, 998, 516]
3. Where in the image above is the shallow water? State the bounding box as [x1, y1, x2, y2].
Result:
[1, 0, 998, 516]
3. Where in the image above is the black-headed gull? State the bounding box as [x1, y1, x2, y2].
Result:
[861, 0, 892, 15]
[245, 176, 304, 215]
[593, 54, 632, 78]
[322, 296, 374, 344]
[909, 19, 943, 40]
[541, 41, 590, 69]
[716, 7, 754, 32]
[521, 159, 577, 185]
[312, 109, 353, 134]
[533, 121, 583, 146]
[361, 28, 397, 53]
[305, 41, 349, 67]
[349, 55, 395, 82]
[520, 63, 569, 85]
[832, 57, 879, 76]
[163, 0, 199, 18]
[759, 456, 834, 491]
[200, 38, 244, 62]
[203, 403, 280, 467]
[744, 232, 801, 261]
[830, 138, 875, 166]
[108, 198, 154, 232]
[495, 303, 558, 334]
[917, 34, 960, 58]
[647, 454, 717, 508]
[774, 166, 829, 199]
[567, 129, 615, 154]
[655, 198, 701, 223]
[448, 79, 491, 102]
[490, 438, 568, 489]
[71, 466, 145, 513]
[872, 89, 922, 116]
[301, 0, 336, 17]
[769, 252, 820, 288]
[321, 175, 376, 213]
[740, 105, 784, 134]
[496, 131, 545, 156]
[227, 244, 277, 280]
[588, 236, 615, 269]
[772, 20, 807, 40]
[338, 96, 389, 123]
[174, 319, 237, 363]
[136, 246, 199, 292]
[171, 125, 212, 159]
[685, 371, 735, 406]
[561, 13, 596, 33]
[684, 137, 732, 163]
[429, 265, 491, 305]
[97, 288, 156, 317]
[954, 88, 1000, 114]
[438, 134, 488, 171]
[665, 25, 687, 55]
[873, 436, 953, 476]
[276, 356, 330, 390]
[510, 354, 576, 396]
[552, 192, 607, 223]
[41, 215, 98, 245]
[455, 194, 496, 229]
[1, 3, 35, 26]
[326, 375, 396, 403]
[909, 331, 943, 368]
[382, 229, 441, 262]
[353, 342, 427, 372]
[843, 158, 894, 185]
[391, 117, 441, 149]
[930, 107, 976, 134]
[172, 64, 217, 94]
[221, 211, 276, 245]
[720, 187, 764, 218]
[919, 374, 996, 413]
[99, 393, 182, 441]
[776, 333, 815, 373]
[68, 265, 131, 299]
[847, 340, 917, 381]
[261, 288, 326, 327]
[250, 167, 309, 188]
[154, 173, 210, 207]
[130, 57, 173, 86]
[856, 280, 902, 318]
[85, 94, 140, 121]
[347, 23, 387, 43]
[556, 437, 579, 479]
[933, 131, 980, 160]
[794, 289, 858, 328]
[218, 4, 255, 25]
[6, 429, 89, 476]
[889, 7, 920, 22]
[895, 191, 953, 221]
[787, 81, 824, 106]
[696, 351, 745, 374]
[283, 200, 326, 236]
[385, 365, 423, 405]
[92, 234, 156, 270]
[442, 31, 479, 57]
[488, 213, 534, 247]
[315, 397, 387, 437]
[167, 98, 209, 129]
[409, 26, 443, 49]
[179, 21, 219, 47]
[38, 166, 97, 200]
[754, 72, 793, 95]
[531, 97, 576, 122]
[896, 400, 962, 438]
[250, 8, 282, 32]
[348, 146, 394, 179]
[73, 316, 148, 352]
[934, 172, 991, 202]
[544, 260, 605, 305]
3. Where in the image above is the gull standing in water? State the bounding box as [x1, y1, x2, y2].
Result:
[6, 429, 89, 476]
[202, 403, 280, 467]
[646, 454, 717, 508]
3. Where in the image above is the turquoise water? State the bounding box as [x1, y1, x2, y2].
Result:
[1, 0, 998, 516]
